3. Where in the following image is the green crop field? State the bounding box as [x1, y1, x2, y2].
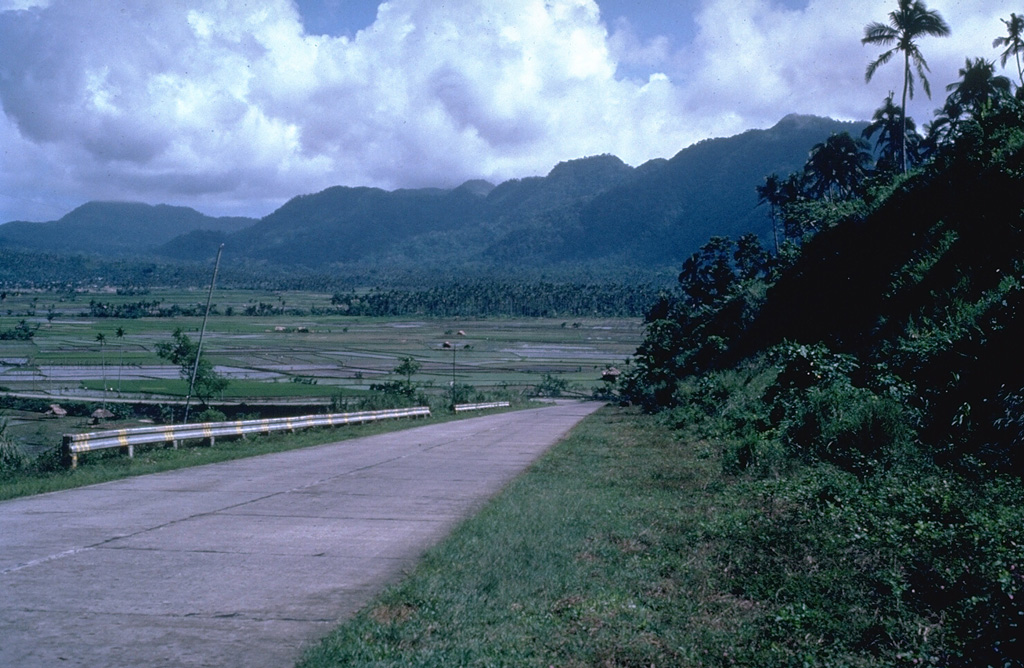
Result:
[1, 288, 642, 455]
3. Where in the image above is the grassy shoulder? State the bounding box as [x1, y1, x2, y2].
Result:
[298, 406, 756, 667]
[299, 396, 1024, 667]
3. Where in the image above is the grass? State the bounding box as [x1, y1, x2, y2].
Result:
[298, 399, 1024, 667]
[298, 406, 759, 668]
[2, 291, 639, 458]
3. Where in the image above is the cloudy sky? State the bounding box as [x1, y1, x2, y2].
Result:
[0, 1, 1014, 222]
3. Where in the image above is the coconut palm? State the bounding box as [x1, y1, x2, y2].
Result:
[804, 133, 873, 202]
[863, 93, 921, 174]
[756, 173, 784, 254]
[944, 57, 1013, 119]
[863, 0, 951, 172]
[994, 13, 1024, 89]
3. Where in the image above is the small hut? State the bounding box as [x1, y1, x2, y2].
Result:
[90, 408, 115, 424]
[46, 403, 68, 418]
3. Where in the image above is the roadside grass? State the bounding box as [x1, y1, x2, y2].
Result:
[298, 406, 760, 668]
[0, 407, 512, 502]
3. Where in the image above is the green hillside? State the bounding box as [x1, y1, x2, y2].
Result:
[624, 81, 1024, 666]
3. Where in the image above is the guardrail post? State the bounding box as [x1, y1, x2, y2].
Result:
[62, 436, 77, 469]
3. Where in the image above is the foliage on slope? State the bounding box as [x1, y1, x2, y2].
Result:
[623, 93, 1024, 666]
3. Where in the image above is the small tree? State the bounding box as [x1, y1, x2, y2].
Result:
[394, 356, 421, 389]
[155, 329, 228, 406]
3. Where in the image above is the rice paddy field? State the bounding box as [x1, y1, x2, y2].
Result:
[0, 288, 643, 455]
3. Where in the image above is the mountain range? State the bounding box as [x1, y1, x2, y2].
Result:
[0, 114, 865, 278]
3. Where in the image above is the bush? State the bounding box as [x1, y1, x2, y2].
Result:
[195, 408, 227, 423]
[764, 342, 915, 473]
[0, 436, 29, 475]
[530, 373, 573, 398]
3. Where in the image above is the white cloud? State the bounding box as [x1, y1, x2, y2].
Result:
[0, 0, 1016, 222]
[666, 0, 1011, 133]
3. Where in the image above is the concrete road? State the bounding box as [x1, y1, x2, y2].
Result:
[0, 401, 603, 668]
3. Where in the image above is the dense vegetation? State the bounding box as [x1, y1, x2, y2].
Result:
[326, 281, 661, 318]
[623, 20, 1024, 665]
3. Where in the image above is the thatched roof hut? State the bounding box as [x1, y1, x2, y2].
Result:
[90, 408, 115, 424]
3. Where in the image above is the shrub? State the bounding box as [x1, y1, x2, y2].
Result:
[531, 373, 573, 398]
[195, 408, 227, 423]
[0, 436, 29, 475]
[764, 342, 915, 473]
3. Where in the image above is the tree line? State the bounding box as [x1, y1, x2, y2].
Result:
[327, 282, 662, 318]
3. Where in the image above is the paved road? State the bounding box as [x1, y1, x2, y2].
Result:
[0, 401, 603, 668]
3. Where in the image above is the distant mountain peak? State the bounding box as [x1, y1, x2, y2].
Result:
[546, 154, 630, 177]
[773, 113, 861, 132]
[454, 179, 496, 197]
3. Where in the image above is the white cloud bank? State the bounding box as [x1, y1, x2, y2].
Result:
[0, 0, 1012, 221]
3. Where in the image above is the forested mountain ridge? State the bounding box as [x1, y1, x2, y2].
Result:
[567, 114, 867, 263]
[0, 114, 862, 277]
[224, 115, 865, 270]
[0, 201, 255, 256]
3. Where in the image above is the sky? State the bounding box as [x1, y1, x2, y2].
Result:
[0, 0, 1015, 222]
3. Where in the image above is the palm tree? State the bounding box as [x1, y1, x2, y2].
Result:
[863, 93, 921, 174]
[863, 0, 951, 173]
[993, 13, 1024, 89]
[756, 173, 784, 254]
[804, 133, 873, 202]
[944, 57, 1013, 119]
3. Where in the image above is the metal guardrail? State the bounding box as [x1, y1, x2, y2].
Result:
[453, 401, 511, 413]
[62, 407, 431, 468]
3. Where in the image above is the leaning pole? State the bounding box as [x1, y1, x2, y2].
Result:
[183, 243, 224, 424]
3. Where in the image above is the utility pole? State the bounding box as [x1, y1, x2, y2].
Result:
[183, 244, 224, 424]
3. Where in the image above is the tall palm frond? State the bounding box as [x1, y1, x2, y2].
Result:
[756, 174, 781, 255]
[863, 0, 951, 172]
[993, 13, 1024, 88]
[863, 93, 921, 174]
[945, 58, 1013, 119]
[805, 133, 873, 202]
